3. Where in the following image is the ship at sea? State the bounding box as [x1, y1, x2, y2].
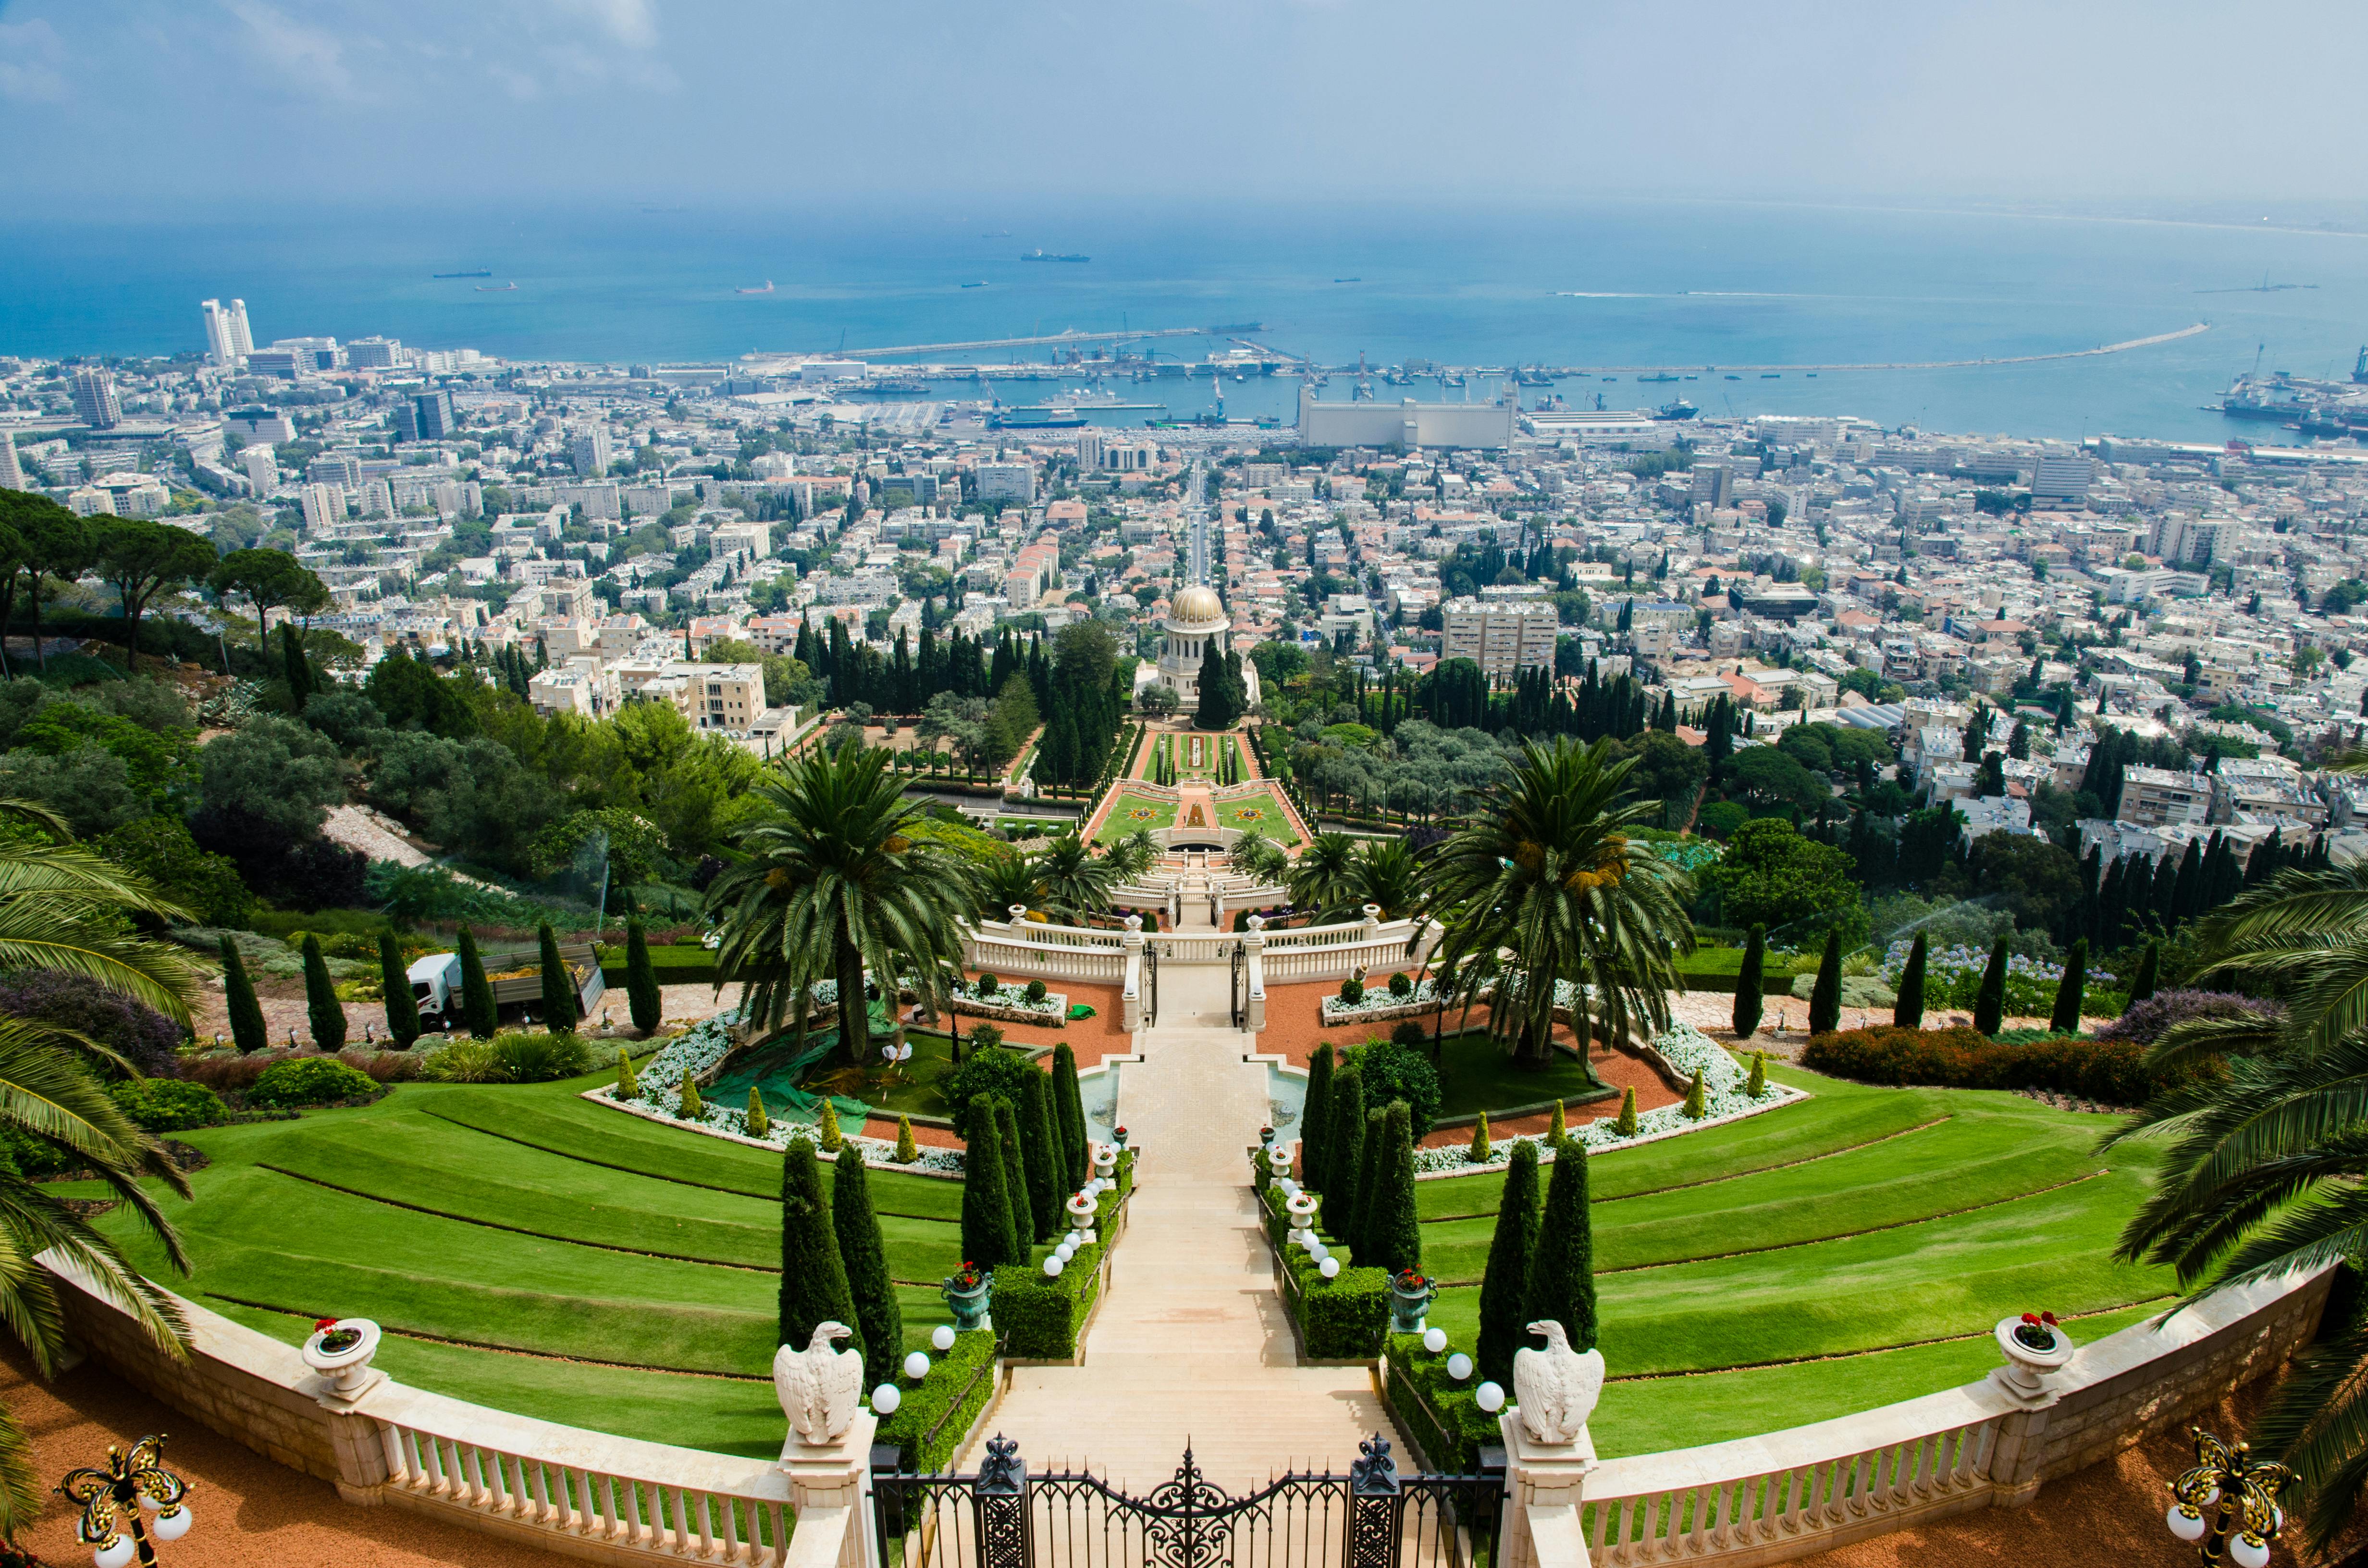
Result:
[1638, 372, 1679, 383]
[990, 404, 1087, 429]
[1651, 398, 1699, 421]
[433, 270, 493, 279]
[475, 282, 518, 292]
[1021, 250, 1089, 263]
[736, 280, 774, 295]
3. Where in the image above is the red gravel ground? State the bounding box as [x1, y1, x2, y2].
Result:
[949, 979, 1131, 1067]
[0, 1345, 577, 1567]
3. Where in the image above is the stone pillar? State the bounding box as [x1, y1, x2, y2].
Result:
[1245, 915, 1267, 1033]
[1499, 1412, 1597, 1568]
[1122, 916, 1145, 1030]
[1361, 904, 1382, 940]
[781, 1410, 880, 1568]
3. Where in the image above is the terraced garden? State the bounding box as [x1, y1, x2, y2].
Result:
[91, 1068, 996, 1459]
[1408, 1065, 2176, 1457]
[1093, 791, 1177, 844]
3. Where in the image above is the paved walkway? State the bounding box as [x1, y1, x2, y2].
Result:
[961, 963, 1402, 1492]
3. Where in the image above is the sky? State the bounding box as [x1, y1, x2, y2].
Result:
[4, 1, 2368, 214]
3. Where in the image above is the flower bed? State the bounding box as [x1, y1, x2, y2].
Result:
[1408, 1021, 1805, 1174]
[1321, 977, 1449, 1025]
[1800, 1023, 2180, 1107]
[1880, 941, 2120, 1018]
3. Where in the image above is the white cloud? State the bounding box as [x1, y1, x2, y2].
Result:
[0, 18, 69, 102]
[549, 0, 657, 49]
[222, 0, 356, 97]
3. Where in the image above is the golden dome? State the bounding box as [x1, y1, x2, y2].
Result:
[1169, 586, 1227, 625]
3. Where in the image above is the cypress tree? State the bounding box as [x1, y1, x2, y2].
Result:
[1973, 937, 2009, 1036]
[1522, 1132, 1598, 1352]
[1468, 1111, 1492, 1164]
[1892, 932, 1928, 1029]
[281, 622, 312, 709]
[2127, 941, 2160, 1006]
[1549, 1098, 1566, 1143]
[301, 934, 346, 1053]
[993, 1095, 1028, 1253]
[2050, 939, 2088, 1035]
[1732, 923, 1765, 1039]
[780, 1143, 858, 1356]
[832, 1143, 902, 1391]
[221, 935, 267, 1054]
[537, 922, 578, 1032]
[1325, 1061, 1367, 1222]
[960, 1095, 1021, 1268]
[1301, 1043, 1335, 1191]
[1017, 1071, 1061, 1242]
[377, 931, 421, 1048]
[1049, 1043, 1088, 1192]
[1612, 1087, 1637, 1137]
[1369, 1101, 1422, 1277]
[456, 924, 498, 1038]
[625, 919, 663, 1033]
[1354, 1104, 1389, 1266]
[1475, 1139, 1542, 1384]
[1807, 927, 1843, 1036]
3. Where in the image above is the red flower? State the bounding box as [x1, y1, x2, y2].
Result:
[2041, 1311, 2059, 1327]
[315, 1317, 340, 1332]
[2020, 1312, 2041, 1326]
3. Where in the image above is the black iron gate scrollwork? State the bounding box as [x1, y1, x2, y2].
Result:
[873, 1433, 1503, 1568]
[1229, 943, 1247, 1031]
[1142, 942, 1159, 1029]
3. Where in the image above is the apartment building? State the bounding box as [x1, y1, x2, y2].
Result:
[2118, 766, 2211, 828]
[1440, 595, 1557, 677]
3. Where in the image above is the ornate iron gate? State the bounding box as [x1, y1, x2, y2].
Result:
[1230, 943, 1247, 1031]
[874, 1435, 1503, 1568]
[1142, 943, 1159, 1029]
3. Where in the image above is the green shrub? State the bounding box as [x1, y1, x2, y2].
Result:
[1801, 1024, 2175, 1106]
[1340, 978, 1365, 1005]
[1388, 971, 1413, 998]
[245, 1057, 380, 1108]
[1345, 1038, 1443, 1143]
[493, 1031, 593, 1083]
[109, 1078, 226, 1132]
[874, 1329, 998, 1471]
[1390, 1020, 1428, 1049]
[975, 972, 1000, 997]
[1024, 978, 1047, 1004]
[941, 1047, 1038, 1140]
[1283, 1252, 1389, 1359]
[988, 1154, 1132, 1359]
[423, 1039, 504, 1083]
[1385, 1335, 1501, 1471]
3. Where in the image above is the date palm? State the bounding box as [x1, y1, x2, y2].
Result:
[2105, 862, 2368, 1549]
[1287, 832, 1360, 919]
[0, 801, 204, 1535]
[1417, 738, 1692, 1071]
[1030, 833, 1118, 924]
[709, 743, 977, 1064]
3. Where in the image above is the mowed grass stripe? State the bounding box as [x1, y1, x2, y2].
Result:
[1419, 1170, 2173, 1375]
[1416, 1076, 1949, 1219]
[254, 1117, 962, 1278]
[418, 1090, 962, 1220]
[1419, 1117, 2106, 1281]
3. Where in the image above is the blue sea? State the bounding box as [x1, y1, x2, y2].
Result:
[9, 199, 2368, 443]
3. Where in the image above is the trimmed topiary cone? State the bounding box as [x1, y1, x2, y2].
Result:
[679, 1069, 703, 1119]
[1973, 937, 2009, 1037]
[221, 935, 267, 1054]
[1613, 1086, 1639, 1137]
[1468, 1111, 1492, 1164]
[616, 1047, 638, 1099]
[301, 934, 346, 1054]
[833, 1142, 902, 1391]
[1892, 932, 1928, 1030]
[818, 1097, 845, 1151]
[1548, 1098, 1566, 1144]
[1682, 1068, 1706, 1120]
[379, 931, 421, 1048]
[1808, 928, 1843, 1037]
[1746, 1051, 1766, 1098]
[1475, 1140, 1541, 1385]
[1732, 923, 1765, 1039]
[2050, 939, 2089, 1035]
[895, 1115, 918, 1163]
[779, 1135, 857, 1356]
[747, 1087, 770, 1140]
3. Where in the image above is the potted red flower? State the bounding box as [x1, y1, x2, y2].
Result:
[943, 1262, 993, 1331]
[1390, 1269, 1437, 1334]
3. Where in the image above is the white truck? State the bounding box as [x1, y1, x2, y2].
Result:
[408, 943, 605, 1023]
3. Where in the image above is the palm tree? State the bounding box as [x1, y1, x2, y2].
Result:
[1031, 833, 1118, 924]
[1288, 832, 1361, 919]
[1345, 839, 1421, 921]
[1417, 738, 1693, 1072]
[1106, 829, 1159, 886]
[2105, 863, 2368, 1550]
[0, 802, 204, 1535]
[1232, 830, 1290, 888]
[709, 743, 977, 1065]
[973, 853, 1043, 921]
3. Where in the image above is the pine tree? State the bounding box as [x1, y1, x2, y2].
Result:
[1732, 923, 1765, 1039]
[537, 923, 578, 1032]
[1612, 1087, 1637, 1136]
[1050, 1043, 1088, 1192]
[1017, 1072, 1061, 1242]
[833, 1142, 902, 1391]
[1475, 1139, 1541, 1384]
[301, 934, 346, 1053]
[2050, 939, 2088, 1035]
[960, 1095, 1022, 1268]
[1973, 937, 2009, 1036]
[625, 919, 663, 1033]
[615, 1046, 638, 1099]
[1369, 1101, 1422, 1277]
[221, 935, 267, 1054]
[1354, 1104, 1389, 1265]
[1807, 927, 1843, 1036]
[1522, 1131, 1598, 1352]
[1892, 932, 1928, 1029]
[376, 931, 421, 1047]
[780, 1142, 858, 1356]
[1301, 1042, 1335, 1191]
[1681, 1068, 1706, 1119]
[1468, 1111, 1492, 1164]
[895, 1116, 918, 1164]
[456, 925, 498, 1038]
[747, 1088, 770, 1140]
[2127, 940, 2160, 1005]
[679, 1070, 703, 1118]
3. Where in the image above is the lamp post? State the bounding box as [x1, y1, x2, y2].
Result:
[2165, 1426, 2291, 1568]
[58, 1434, 194, 1568]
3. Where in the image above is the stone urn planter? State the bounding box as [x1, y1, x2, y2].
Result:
[302, 1316, 384, 1403]
[1093, 1145, 1119, 1181]
[1284, 1191, 1320, 1243]
[1390, 1272, 1437, 1335]
[1994, 1312, 2074, 1398]
[943, 1269, 993, 1332]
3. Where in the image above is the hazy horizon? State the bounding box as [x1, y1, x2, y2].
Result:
[5, 1, 2367, 211]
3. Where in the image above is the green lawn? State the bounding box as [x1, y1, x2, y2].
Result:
[1382, 1067, 2179, 1441]
[1216, 784, 1300, 845]
[95, 1070, 1003, 1454]
[1420, 1032, 1610, 1121]
[1095, 792, 1177, 844]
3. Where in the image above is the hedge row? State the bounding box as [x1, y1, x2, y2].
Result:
[1800, 1025, 2176, 1106]
[874, 1329, 997, 1472]
[1383, 1335, 1500, 1473]
[1259, 1179, 1389, 1359]
[989, 1150, 1135, 1360]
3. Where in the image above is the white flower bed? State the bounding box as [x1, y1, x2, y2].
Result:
[956, 978, 1067, 1021]
[591, 1004, 967, 1174]
[1411, 1021, 1805, 1175]
[1321, 977, 1447, 1024]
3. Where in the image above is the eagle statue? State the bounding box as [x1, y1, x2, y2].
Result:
[1511, 1320, 1604, 1446]
[774, 1322, 864, 1446]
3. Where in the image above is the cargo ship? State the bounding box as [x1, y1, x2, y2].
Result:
[990, 404, 1086, 429]
[433, 270, 492, 279]
[1021, 250, 1090, 263]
